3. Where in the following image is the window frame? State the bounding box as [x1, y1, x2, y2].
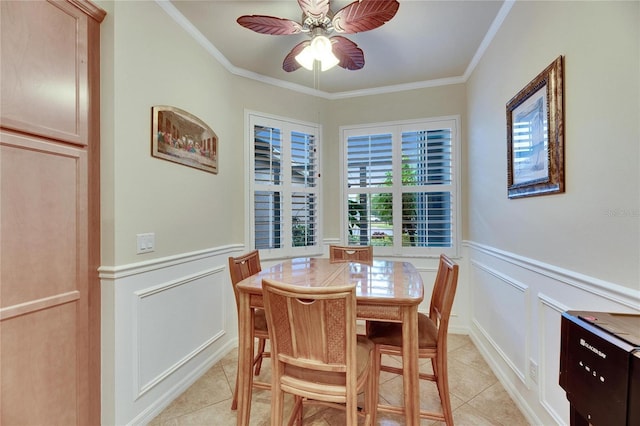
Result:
[245, 110, 323, 260]
[339, 116, 461, 258]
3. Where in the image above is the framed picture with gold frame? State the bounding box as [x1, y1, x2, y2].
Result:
[506, 56, 564, 198]
[152, 105, 218, 174]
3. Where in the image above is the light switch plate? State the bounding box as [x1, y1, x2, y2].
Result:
[136, 233, 155, 254]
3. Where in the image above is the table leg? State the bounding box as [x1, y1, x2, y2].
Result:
[236, 292, 254, 426]
[402, 306, 420, 426]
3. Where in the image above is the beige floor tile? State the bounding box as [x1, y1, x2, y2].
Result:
[447, 358, 498, 402]
[378, 373, 464, 415]
[151, 364, 233, 423]
[467, 382, 529, 426]
[449, 341, 492, 372]
[451, 403, 498, 426]
[150, 335, 529, 425]
[447, 334, 472, 353]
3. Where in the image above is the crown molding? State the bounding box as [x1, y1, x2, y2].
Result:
[157, 0, 515, 100]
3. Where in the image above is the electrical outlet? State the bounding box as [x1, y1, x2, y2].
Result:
[136, 233, 155, 254]
[529, 359, 538, 383]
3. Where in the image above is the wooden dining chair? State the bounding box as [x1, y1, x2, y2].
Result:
[228, 250, 270, 410]
[329, 244, 373, 263]
[262, 278, 377, 425]
[366, 254, 459, 425]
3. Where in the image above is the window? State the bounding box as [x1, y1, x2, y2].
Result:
[248, 112, 322, 258]
[341, 117, 459, 257]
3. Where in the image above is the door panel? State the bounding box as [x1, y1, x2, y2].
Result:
[1, 303, 80, 425]
[1, 131, 89, 425]
[1, 137, 86, 306]
[0, 0, 89, 146]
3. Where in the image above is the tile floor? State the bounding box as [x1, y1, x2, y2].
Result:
[149, 334, 529, 425]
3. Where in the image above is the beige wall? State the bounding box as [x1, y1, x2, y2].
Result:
[102, 0, 236, 265]
[99, 1, 328, 266]
[467, 1, 639, 289]
[100, 0, 638, 284]
[100, 0, 467, 267]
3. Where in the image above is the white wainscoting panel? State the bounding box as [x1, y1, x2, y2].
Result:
[471, 259, 530, 384]
[134, 267, 225, 397]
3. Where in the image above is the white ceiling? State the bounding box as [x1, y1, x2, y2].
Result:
[164, 0, 510, 98]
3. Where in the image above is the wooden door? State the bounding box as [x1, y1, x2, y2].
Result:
[0, 1, 104, 424]
[1, 131, 90, 424]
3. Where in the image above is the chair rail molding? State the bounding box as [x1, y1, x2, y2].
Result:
[465, 240, 640, 309]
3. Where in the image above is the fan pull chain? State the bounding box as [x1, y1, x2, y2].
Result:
[314, 61, 320, 91]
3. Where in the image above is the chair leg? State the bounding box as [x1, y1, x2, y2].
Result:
[271, 386, 285, 426]
[286, 396, 303, 426]
[435, 355, 454, 426]
[346, 393, 358, 425]
[254, 338, 266, 375]
[369, 345, 381, 426]
[230, 370, 239, 410]
[233, 337, 264, 410]
[296, 397, 303, 425]
[431, 357, 437, 379]
[365, 359, 376, 426]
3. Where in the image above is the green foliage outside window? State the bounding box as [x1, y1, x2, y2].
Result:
[349, 160, 419, 246]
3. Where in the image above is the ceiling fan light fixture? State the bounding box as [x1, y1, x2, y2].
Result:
[310, 35, 331, 57]
[295, 46, 315, 70]
[312, 35, 339, 71]
[295, 35, 339, 71]
[319, 52, 339, 71]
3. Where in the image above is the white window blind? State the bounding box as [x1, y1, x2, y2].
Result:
[342, 118, 459, 257]
[248, 113, 321, 258]
[254, 125, 282, 249]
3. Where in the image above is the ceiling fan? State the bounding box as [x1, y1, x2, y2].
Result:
[237, 0, 400, 72]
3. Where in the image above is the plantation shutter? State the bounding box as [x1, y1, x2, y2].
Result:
[290, 130, 318, 247]
[254, 125, 283, 250]
[401, 129, 453, 248]
[346, 133, 393, 246]
[249, 113, 322, 257]
[342, 118, 458, 256]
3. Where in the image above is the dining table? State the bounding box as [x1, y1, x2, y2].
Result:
[234, 256, 425, 425]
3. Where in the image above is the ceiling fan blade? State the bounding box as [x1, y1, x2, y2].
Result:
[332, 0, 400, 34]
[297, 0, 330, 21]
[237, 15, 303, 35]
[331, 36, 364, 70]
[283, 40, 311, 72]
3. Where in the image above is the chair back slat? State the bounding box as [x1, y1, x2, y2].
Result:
[228, 250, 262, 305]
[229, 250, 261, 284]
[263, 279, 355, 371]
[429, 254, 459, 339]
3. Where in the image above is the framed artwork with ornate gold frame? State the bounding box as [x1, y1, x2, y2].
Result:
[506, 56, 564, 198]
[152, 105, 218, 174]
